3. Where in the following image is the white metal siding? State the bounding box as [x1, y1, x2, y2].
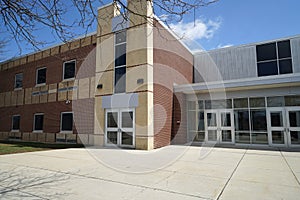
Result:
[194, 45, 257, 83]
[291, 37, 300, 73]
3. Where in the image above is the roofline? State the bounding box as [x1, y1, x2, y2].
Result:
[153, 15, 193, 54]
[174, 73, 300, 93]
[0, 31, 97, 65]
[193, 34, 300, 56]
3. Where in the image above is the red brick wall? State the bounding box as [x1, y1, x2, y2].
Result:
[0, 44, 96, 93]
[153, 20, 193, 148]
[0, 98, 94, 134]
[171, 92, 187, 144]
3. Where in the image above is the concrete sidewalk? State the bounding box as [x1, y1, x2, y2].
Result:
[0, 145, 300, 199]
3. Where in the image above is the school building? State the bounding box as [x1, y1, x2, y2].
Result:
[0, 1, 299, 150]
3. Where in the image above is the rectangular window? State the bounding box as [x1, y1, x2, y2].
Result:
[14, 73, 23, 89]
[63, 60, 76, 80]
[34, 113, 44, 131]
[256, 40, 292, 77]
[12, 115, 20, 131]
[61, 112, 73, 132]
[114, 30, 126, 93]
[36, 67, 47, 85]
[251, 110, 267, 131]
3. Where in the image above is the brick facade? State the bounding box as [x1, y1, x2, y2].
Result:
[153, 21, 193, 148]
[0, 36, 96, 144]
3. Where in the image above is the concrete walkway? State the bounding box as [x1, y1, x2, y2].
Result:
[1, 145, 300, 199]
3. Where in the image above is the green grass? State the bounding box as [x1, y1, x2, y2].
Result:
[0, 141, 83, 155]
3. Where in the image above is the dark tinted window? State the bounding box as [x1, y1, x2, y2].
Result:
[250, 97, 265, 108]
[251, 110, 267, 131]
[115, 44, 126, 66]
[256, 42, 276, 62]
[12, 115, 20, 130]
[235, 110, 250, 131]
[278, 40, 291, 59]
[257, 61, 278, 76]
[115, 67, 126, 93]
[198, 112, 205, 131]
[36, 68, 46, 84]
[61, 113, 73, 131]
[34, 114, 44, 131]
[15, 73, 23, 88]
[279, 59, 293, 74]
[107, 112, 118, 128]
[64, 61, 75, 80]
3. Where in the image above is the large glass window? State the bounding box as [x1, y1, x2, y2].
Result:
[205, 99, 232, 109]
[14, 73, 23, 89]
[114, 30, 126, 93]
[251, 110, 268, 144]
[285, 96, 300, 107]
[12, 115, 20, 131]
[36, 67, 47, 85]
[61, 112, 73, 132]
[34, 113, 44, 131]
[256, 40, 293, 77]
[234, 110, 250, 144]
[63, 60, 76, 80]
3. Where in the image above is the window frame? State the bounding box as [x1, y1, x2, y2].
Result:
[60, 112, 74, 133]
[114, 30, 127, 94]
[14, 73, 23, 90]
[36, 67, 47, 86]
[256, 40, 293, 77]
[63, 60, 76, 81]
[33, 113, 44, 133]
[11, 115, 21, 132]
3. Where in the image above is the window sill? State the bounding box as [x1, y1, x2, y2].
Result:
[62, 78, 75, 82]
[59, 131, 73, 134]
[11, 130, 20, 132]
[14, 88, 22, 91]
[33, 130, 43, 133]
[35, 83, 46, 87]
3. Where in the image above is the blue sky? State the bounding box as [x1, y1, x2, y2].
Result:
[169, 0, 300, 51]
[1, 0, 300, 61]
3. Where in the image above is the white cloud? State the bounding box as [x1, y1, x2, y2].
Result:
[217, 44, 233, 49]
[169, 18, 221, 41]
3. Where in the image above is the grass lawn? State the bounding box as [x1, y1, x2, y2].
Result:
[0, 141, 83, 155]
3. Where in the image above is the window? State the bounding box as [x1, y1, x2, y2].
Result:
[34, 113, 44, 132]
[256, 40, 292, 77]
[114, 30, 126, 93]
[61, 112, 73, 132]
[63, 60, 76, 80]
[12, 115, 20, 131]
[36, 67, 47, 85]
[14, 73, 23, 89]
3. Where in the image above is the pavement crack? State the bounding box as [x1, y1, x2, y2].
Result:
[215, 148, 248, 200]
[280, 150, 300, 186]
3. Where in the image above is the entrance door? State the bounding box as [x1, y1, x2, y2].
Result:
[267, 108, 286, 146]
[205, 110, 234, 143]
[286, 107, 300, 147]
[105, 109, 135, 148]
[206, 111, 218, 142]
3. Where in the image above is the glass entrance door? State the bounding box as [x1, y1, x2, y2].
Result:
[267, 108, 286, 146]
[220, 111, 234, 143]
[286, 108, 300, 146]
[105, 109, 135, 148]
[206, 111, 218, 142]
[205, 110, 234, 143]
